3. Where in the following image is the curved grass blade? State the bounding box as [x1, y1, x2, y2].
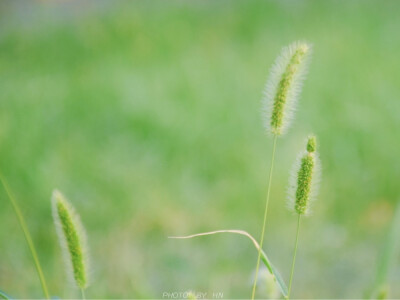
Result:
[0, 174, 50, 299]
[169, 229, 288, 298]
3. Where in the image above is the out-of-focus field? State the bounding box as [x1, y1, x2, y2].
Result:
[1, 1, 400, 298]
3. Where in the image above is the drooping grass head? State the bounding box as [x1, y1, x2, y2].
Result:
[263, 41, 312, 136]
[288, 135, 320, 215]
[52, 189, 88, 289]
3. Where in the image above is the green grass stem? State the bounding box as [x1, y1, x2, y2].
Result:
[288, 214, 301, 299]
[252, 134, 278, 299]
[0, 174, 50, 299]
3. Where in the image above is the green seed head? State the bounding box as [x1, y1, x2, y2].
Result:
[288, 135, 320, 215]
[52, 190, 88, 289]
[294, 153, 315, 214]
[306, 135, 317, 153]
[263, 41, 312, 136]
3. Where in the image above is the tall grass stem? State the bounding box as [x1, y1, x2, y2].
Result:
[251, 134, 278, 299]
[0, 174, 50, 299]
[288, 214, 301, 299]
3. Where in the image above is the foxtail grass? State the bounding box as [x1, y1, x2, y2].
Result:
[252, 41, 312, 299]
[0, 174, 50, 299]
[52, 190, 88, 298]
[262, 41, 312, 136]
[287, 135, 320, 298]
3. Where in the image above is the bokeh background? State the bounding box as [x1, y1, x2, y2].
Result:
[1, 0, 400, 298]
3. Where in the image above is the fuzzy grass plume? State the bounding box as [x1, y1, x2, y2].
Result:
[263, 41, 312, 136]
[52, 190, 88, 292]
[288, 135, 320, 216]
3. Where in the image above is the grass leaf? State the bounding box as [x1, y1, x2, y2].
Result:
[0, 290, 11, 300]
[169, 229, 288, 298]
[0, 174, 50, 299]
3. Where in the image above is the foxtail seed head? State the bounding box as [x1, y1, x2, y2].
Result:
[263, 41, 312, 136]
[52, 190, 88, 289]
[288, 135, 320, 215]
[306, 135, 317, 153]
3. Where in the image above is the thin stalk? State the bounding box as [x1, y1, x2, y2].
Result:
[81, 288, 86, 299]
[0, 174, 50, 299]
[288, 214, 301, 299]
[251, 134, 278, 299]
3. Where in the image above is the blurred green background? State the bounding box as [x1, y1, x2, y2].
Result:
[1, 0, 400, 298]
